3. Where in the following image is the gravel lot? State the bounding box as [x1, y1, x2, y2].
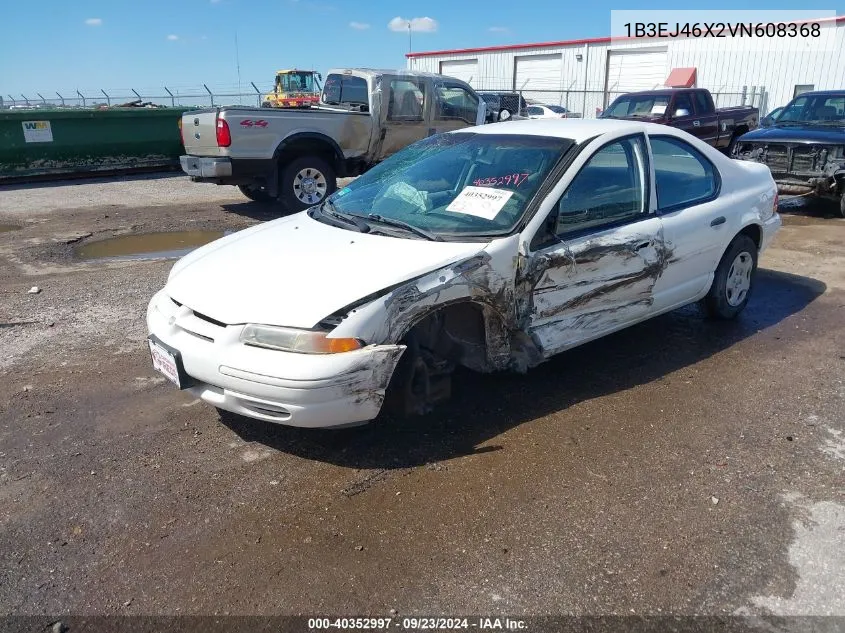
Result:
[0, 175, 843, 620]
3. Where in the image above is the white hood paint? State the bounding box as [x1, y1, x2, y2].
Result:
[165, 212, 486, 328]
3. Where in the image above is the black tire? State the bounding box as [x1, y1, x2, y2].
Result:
[839, 192, 845, 219]
[260, 101, 272, 108]
[704, 234, 758, 320]
[237, 184, 274, 202]
[279, 156, 336, 213]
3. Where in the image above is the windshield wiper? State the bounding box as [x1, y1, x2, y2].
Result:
[366, 214, 442, 241]
[319, 199, 370, 232]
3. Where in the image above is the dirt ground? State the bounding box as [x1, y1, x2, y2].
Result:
[0, 174, 843, 618]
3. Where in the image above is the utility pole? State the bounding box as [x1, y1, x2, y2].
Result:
[408, 21, 412, 54]
[235, 31, 242, 104]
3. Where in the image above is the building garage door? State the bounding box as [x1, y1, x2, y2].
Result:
[605, 48, 668, 97]
[439, 59, 478, 86]
[514, 53, 562, 94]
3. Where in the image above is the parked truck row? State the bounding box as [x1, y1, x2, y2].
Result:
[179, 69, 844, 217]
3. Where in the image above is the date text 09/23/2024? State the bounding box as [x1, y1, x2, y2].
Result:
[307, 617, 527, 630]
[622, 21, 822, 39]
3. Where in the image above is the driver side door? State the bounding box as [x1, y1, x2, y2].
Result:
[526, 134, 667, 357]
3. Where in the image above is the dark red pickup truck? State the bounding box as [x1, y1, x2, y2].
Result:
[600, 88, 759, 153]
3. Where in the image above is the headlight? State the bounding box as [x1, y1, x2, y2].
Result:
[240, 324, 363, 354]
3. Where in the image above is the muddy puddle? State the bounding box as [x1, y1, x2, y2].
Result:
[0, 224, 21, 233]
[75, 231, 226, 261]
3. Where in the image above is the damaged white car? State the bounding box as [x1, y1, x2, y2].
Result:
[147, 119, 781, 428]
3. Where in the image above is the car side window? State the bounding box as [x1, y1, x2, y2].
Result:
[527, 106, 543, 116]
[435, 84, 479, 124]
[673, 93, 693, 116]
[387, 79, 425, 121]
[694, 91, 710, 114]
[651, 136, 718, 211]
[555, 135, 648, 237]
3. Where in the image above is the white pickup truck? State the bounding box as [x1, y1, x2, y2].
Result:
[179, 68, 487, 211]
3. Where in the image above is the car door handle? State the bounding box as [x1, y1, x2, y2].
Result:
[710, 216, 726, 227]
[693, 120, 701, 127]
[634, 240, 652, 251]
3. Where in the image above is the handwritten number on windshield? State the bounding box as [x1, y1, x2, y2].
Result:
[472, 173, 531, 188]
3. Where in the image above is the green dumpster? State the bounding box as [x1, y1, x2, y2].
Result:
[0, 107, 194, 181]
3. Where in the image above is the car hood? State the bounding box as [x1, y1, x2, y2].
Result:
[164, 213, 487, 328]
[739, 125, 845, 144]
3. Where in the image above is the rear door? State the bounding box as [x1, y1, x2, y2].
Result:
[380, 75, 428, 158]
[648, 134, 725, 311]
[526, 134, 665, 356]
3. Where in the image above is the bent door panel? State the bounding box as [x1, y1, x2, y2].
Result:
[529, 218, 665, 355]
[525, 134, 668, 357]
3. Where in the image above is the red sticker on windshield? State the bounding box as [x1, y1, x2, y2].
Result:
[472, 173, 530, 188]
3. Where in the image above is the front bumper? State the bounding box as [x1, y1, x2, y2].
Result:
[146, 290, 405, 428]
[180, 155, 233, 178]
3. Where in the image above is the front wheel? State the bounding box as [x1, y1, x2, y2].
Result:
[839, 191, 845, 218]
[279, 156, 336, 213]
[704, 234, 758, 319]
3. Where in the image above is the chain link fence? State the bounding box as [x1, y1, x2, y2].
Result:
[2, 80, 770, 117]
[0, 84, 277, 110]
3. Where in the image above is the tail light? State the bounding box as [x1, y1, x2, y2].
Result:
[773, 191, 779, 214]
[216, 117, 231, 147]
[177, 118, 184, 146]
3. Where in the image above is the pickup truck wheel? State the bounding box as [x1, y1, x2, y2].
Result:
[237, 185, 273, 202]
[839, 192, 845, 218]
[280, 157, 336, 212]
[704, 234, 758, 320]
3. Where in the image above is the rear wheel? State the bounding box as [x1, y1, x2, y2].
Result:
[279, 156, 336, 212]
[839, 191, 845, 218]
[237, 184, 273, 202]
[704, 234, 758, 319]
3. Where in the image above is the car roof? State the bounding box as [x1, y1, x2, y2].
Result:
[463, 118, 672, 143]
[793, 90, 845, 97]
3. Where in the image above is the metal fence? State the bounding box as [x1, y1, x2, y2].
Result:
[2, 81, 771, 117]
[476, 84, 769, 119]
[0, 83, 277, 110]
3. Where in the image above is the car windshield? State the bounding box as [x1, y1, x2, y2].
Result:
[604, 95, 670, 118]
[777, 94, 845, 124]
[319, 133, 574, 238]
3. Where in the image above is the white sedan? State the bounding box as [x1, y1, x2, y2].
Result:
[527, 104, 579, 119]
[147, 119, 781, 428]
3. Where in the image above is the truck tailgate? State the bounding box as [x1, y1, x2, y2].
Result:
[181, 109, 223, 156]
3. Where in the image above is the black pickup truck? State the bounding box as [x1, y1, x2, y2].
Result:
[600, 88, 758, 153]
[733, 90, 845, 217]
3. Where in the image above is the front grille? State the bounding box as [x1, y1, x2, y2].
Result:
[192, 310, 227, 328]
[763, 145, 789, 172]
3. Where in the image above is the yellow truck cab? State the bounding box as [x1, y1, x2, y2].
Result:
[262, 69, 322, 108]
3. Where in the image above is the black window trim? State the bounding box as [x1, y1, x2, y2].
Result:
[529, 133, 652, 250]
[649, 134, 722, 215]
